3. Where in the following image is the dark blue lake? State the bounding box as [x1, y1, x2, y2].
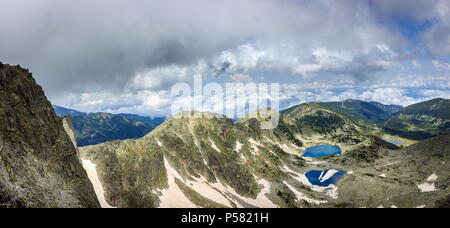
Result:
[302, 144, 342, 157]
[305, 169, 347, 187]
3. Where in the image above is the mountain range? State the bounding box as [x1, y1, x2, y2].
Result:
[53, 105, 165, 147]
[80, 107, 449, 208]
[1, 62, 449, 208]
[57, 96, 450, 148]
[384, 98, 450, 140]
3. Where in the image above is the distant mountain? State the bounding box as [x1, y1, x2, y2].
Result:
[384, 98, 450, 140]
[369, 102, 403, 116]
[71, 113, 154, 147]
[53, 105, 87, 117]
[309, 99, 398, 125]
[116, 113, 166, 128]
[53, 105, 166, 147]
[0, 62, 99, 208]
[279, 103, 361, 137]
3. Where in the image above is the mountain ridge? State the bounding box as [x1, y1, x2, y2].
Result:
[53, 105, 166, 147]
[79, 106, 405, 208]
[384, 98, 450, 140]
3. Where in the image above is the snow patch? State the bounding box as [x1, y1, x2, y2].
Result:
[209, 137, 221, 153]
[283, 181, 327, 205]
[206, 178, 279, 208]
[282, 164, 339, 200]
[159, 158, 198, 208]
[307, 160, 325, 165]
[417, 173, 439, 192]
[417, 182, 437, 192]
[82, 160, 116, 208]
[383, 162, 398, 167]
[248, 138, 261, 154]
[427, 173, 438, 182]
[160, 158, 279, 208]
[320, 169, 339, 183]
[236, 141, 243, 152]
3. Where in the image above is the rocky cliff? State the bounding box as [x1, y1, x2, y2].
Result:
[0, 62, 99, 208]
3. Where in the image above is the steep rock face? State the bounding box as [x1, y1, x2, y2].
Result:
[384, 98, 450, 140]
[0, 62, 99, 208]
[62, 116, 78, 150]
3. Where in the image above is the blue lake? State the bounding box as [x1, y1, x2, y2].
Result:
[302, 144, 342, 157]
[305, 169, 347, 187]
[386, 139, 404, 145]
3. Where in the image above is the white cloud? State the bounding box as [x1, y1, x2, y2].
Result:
[419, 89, 450, 98]
[432, 60, 450, 70]
[358, 88, 416, 106]
[230, 73, 253, 82]
[412, 60, 422, 68]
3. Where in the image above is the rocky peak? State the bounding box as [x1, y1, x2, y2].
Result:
[0, 63, 99, 208]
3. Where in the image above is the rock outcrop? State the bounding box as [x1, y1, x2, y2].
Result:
[0, 62, 100, 208]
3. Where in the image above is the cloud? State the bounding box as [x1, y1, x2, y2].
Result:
[230, 73, 253, 82]
[412, 60, 422, 68]
[432, 60, 450, 70]
[0, 0, 406, 97]
[1, 0, 448, 115]
[425, 22, 450, 56]
[369, 0, 450, 56]
[370, 0, 442, 21]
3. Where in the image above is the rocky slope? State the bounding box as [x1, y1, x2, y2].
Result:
[79, 107, 403, 208]
[0, 62, 99, 208]
[332, 133, 450, 208]
[384, 98, 450, 140]
[80, 111, 307, 208]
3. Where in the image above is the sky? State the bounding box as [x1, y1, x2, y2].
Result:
[1, 0, 450, 117]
